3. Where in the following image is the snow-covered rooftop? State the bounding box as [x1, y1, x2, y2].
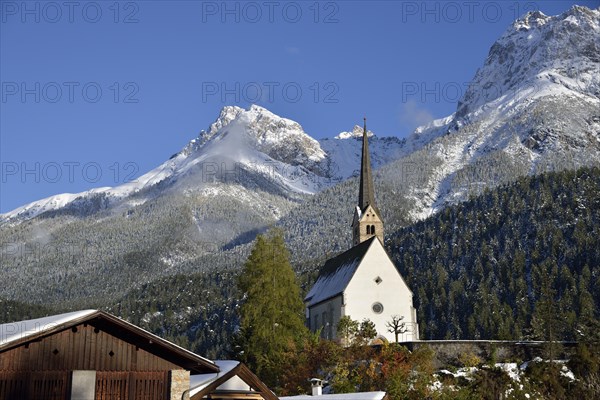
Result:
[0, 309, 216, 370]
[281, 391, 386, 400]
[190, 360, 241, 396]
[304, 237, 375, 307]
[0, 309, 96, 347]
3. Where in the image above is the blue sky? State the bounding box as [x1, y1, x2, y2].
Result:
[1, 0, 597, 213]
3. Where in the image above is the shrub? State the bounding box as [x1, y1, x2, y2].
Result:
[458, 349, 482, 368]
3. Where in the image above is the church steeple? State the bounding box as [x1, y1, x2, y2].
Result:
[358, 118, 376, 211]
[352, 118, 384, 246]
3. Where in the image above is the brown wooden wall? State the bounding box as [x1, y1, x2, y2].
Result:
[95, 371, 168, 400]
[0, 371, 169, 400]
[0, 324, 181, 372]
[0, 371, 71, 400]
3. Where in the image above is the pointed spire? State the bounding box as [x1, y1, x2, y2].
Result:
[358, 117, 376, 211]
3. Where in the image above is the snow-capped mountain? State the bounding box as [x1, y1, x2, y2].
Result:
[1, 5, 598, 307]
[2, 6, 598, 228]
[0, 104, 407, 303]
[457, 6, 599, 119]
[320, 125, 406, 182]
[275, 5, 600, 260]
[395, 5, 600, 219]
[0, 105, 405, 225]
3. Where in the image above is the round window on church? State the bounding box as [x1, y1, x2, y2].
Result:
[372, 302, 384, 314]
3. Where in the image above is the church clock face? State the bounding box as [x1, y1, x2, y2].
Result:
[372, 302, 384, 314]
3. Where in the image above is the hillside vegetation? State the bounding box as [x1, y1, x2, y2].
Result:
[3, 167, 598, 364]
[389, 166, 600, 341]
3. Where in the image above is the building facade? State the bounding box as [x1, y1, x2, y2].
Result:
[0, 310, 277, 400]
[305, 119, 418, 343]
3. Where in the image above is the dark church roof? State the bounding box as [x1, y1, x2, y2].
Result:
[358, 118, 381, 216]
[304, 237, 377, 307]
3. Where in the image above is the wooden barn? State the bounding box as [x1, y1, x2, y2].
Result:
[0, 310, 277, 400]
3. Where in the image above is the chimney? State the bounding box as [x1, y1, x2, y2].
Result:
[310, 378, 323, 396]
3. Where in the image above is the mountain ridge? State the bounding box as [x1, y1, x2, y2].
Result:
[0, 5, 599, 309]
[0, 105, 406, 225]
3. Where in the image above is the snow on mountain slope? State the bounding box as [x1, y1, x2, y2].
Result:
[1, 6, 599, 308]
[334, 124, 374, 139]
[394, 5, 600, 219]
[319, 125, 406, 182]
[185, 105, 326, 172]
[279, 7, 600, 262]
[3, 7, 598, 227]
[0, 106, 405, 225]
[458, 6, 599, 119]
[0, 188, 112, 225]
[163, 105, 328, 197]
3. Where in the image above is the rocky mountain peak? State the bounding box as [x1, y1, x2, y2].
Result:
[456, 5, 600, 119]
[511, 10, 550, 31]
[184, 105, 325, 169]
[334, 125, 375, 139]
[200, 105, 245, 141]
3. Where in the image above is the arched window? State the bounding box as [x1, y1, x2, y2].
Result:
[371, 225, 376, 234]
[366, 225, 371, 235]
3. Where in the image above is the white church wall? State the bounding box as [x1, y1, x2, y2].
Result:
[344, 240, 419, 342]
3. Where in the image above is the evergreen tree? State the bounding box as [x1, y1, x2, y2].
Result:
[358, 319, 377, 344]
[235, 228, 308, 387]
[337, 316, 359, 346]
[388, 167, 600, 342]
[531, 261, 562, 359]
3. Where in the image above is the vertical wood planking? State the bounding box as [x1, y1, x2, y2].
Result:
[0, 324, 180, 371]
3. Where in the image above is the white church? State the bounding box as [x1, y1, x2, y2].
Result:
[304, 119, 419, 342]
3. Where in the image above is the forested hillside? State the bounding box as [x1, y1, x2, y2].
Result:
[107, 270, 240, 359]
[0, 188, 299, 306]
[390, 166, 600, 341]
[107, 167, 600, 358]
[0, 298, 52, 323]
[3, 167, 598, 360]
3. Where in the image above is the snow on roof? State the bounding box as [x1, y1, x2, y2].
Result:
[190, 360, 241, 396]
[280, 391, 386, 400]
[304, 238, 376, 307]
[0, 309, 96, 346]
[0, 309, 216, 370]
